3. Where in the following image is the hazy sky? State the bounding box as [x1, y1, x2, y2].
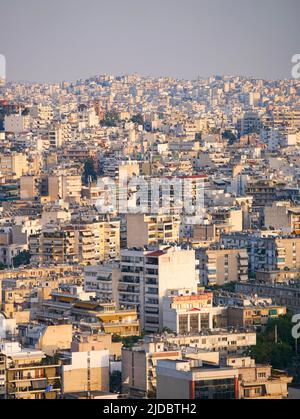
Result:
[1, 0, 300, 82]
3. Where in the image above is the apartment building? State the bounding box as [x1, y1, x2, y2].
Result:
[70, 301, 140, 337]
[224, 356, 292, 399]
[0, 264, 82, 284]
[0, 225, 28, 268]
[84, 262, 121, 303]
[162, 289, 227, 333]
[126, 214, 181, 248]
[71, 332, 122, 360]
[4, 114, 31, 133]
[246, 180, 285, 207]
[30, 220, 120, 265]
[20, 176, 39, 200]
[34, 286, 92, 324]
[156, 359, 239, 400]
[209, 208, 243, 233]
[190, 224, 217, 244]
[75, 220, 120, 263]
[30, 228, 77, 265]
[61, 350, 109, 395]
[264, 202, 300, 234]
[102, 159, 140, 179]
[62, 147, 97, 165]
[0, 178, 19, 202]
[255, 269, 300, 284]
[145, 330, 257, 355]
[119, 246, 198, 332]
[263, 108, 300, 130]
[0, 311, 17, 335]
[0, 153, 29, 177]
[236, 282, 300, 314]
[77, 106, 99, 131]
[19, 324, 73, 357]
[1, 342, 61, 399]
[226, 305, 286, 329]
[197, 247, 248, 286]
[0, 265, 82, 308]
[41, 202, 71, 226]
[122, 341, 182, 398]
[35, 287, 140, 336]
[30, 105, 54, 125]
[237, 111, 261, 135]
[156, 355, 291, 400]
[47, 174, 82, 203]
[48, 123, 71, 148]
[221, 233, 300, 276]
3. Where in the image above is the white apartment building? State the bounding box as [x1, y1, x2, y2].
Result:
[145, 330, 257, 354]
[4, 114, 30, 133]
[77, 107, 99, 131]
[162, 289, 227, 334]
[119, 246, 199, 332]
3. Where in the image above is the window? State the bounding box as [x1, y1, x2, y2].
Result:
[244, 389, 251, 398]
[190, 314, 199, 333]
[254, 388, 261, 395]
[179, 315, 189, 334]
[201, 313, 210, 330]
[195, 379, 235, 400]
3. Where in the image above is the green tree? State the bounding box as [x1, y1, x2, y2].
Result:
[12, 250, 31, 268]
[162, 327, 174, 334]
[101, 111, 120, 127]
[222, 130, 237, 144]
[207, 282, 236, 293]
[131, 113, 144, 125]
[110, 371, 122, 394]
[249, 314, 295, 370]
[82, 158, 97, 186]
[122, 335, 141, 348]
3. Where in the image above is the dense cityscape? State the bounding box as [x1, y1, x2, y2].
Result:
[0, 72, 299, 400]
[1, 0, 300, 405]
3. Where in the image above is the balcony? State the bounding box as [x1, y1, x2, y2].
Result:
[118, 286, 140, 294]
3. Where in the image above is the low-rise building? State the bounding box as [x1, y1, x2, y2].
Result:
[156, 358, 239, 399]
[224, 356, 292, 399]
[162, 289, 227, 333]
[122, 340, 182, 398]
[1, 342, 61, 399]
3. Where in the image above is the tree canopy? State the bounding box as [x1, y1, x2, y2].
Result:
[82, 158, 97, 186]
[249, 314, 295, 370]
[222, 130, 237, 144]
[131, 113, 144, 125]
[12, 250, 31, 268]
[101, 111, 120, 127]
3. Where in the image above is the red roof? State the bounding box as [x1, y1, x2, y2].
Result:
[146, 250, 165, 257]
